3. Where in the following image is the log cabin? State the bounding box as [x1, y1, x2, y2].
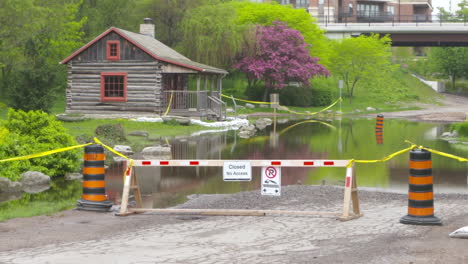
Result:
[60, 19, 228, 120]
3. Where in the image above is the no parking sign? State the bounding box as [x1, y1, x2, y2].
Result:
[261, 166, 281, 196]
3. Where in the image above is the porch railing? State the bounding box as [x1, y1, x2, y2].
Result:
[162, 90, 225, 119]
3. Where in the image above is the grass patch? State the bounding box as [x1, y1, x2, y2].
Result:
[0, 199, 76, 222]
[63, 119, 211, 152]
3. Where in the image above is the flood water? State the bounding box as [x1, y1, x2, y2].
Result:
[105, 117, 468, 209]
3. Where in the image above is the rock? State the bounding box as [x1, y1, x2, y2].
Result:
[65, 173, 83, 181]
[238, 115, 248, 119]
[366, 107, 376, 111]
[326, 110, 333, 113]
[0, 177, 23, 193]
[23, 184, 50, 194]
[238, 124, 257, 138]
[235, 105, 245, 110]
[114, 145, 134, 155]
[449, 226, 468, 239]
[451, 130, 459, 138]
[441, 132, 452, 138]
[279, 105, 289, 111]
[141, 145, 172, 159]
[0, 192, 22, 203]
[245, 103, 255, 109]
[259, 104, 268, 108]
[335, 111, 343, 115]
[238, 130, 252, 138]
[255, 118, 273, 130]
[128, 131, 149, 137]
[355, 109, 361, 113]
[226, 108, 235, 113]
[20, 171, 50, 187]
[56, 114, 86, 122]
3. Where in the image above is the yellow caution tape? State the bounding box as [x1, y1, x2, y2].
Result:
[220, 94, 276, 105]
[347, 144, 417, 168]
[221, 93, 342, 116]
[163, 92, 174, 116]
[0, 142, 93, 163]
[93, 137, 131, 160]
[93, 137, 133, 182]
[405, 140, 468, 162]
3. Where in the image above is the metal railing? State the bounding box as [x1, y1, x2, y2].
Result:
[318, 14, 468, 27]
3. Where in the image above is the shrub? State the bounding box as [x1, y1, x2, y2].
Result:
[279, 86, 332, 107]
[0, 109, 81, 181]
[451, 122, 468, 137]
[95, 123, 126, 142]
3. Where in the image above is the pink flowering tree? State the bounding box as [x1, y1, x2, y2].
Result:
[235, 21, 329, 100]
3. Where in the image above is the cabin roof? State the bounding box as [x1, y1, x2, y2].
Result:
[60, 27, 228, 75]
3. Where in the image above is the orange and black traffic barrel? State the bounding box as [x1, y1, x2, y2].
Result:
[77, 144, 113, 211]
[375, 114, 384, 145]
[400, 148, 441, 225]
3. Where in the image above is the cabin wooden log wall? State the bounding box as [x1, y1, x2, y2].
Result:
[67, 61, 162, 113]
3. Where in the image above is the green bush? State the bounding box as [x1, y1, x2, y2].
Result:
[451, 122, 468, 137]
[279, 86, 332, 107]
[0, 109, 81, 181]
[95, 123, 126, 142]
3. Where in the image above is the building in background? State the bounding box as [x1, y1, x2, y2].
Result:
[249, 0, 433, 23]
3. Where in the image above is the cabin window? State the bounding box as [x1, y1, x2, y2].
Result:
[106, 41, 120, 61]
[100, 73, 127, 102]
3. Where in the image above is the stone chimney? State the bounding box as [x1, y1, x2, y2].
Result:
[140, 18, 155, 38]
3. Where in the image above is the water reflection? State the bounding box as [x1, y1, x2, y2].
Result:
[0, 178, 81, 217]
[105, 118, 468, 208]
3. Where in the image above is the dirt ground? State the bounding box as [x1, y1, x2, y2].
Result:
[1, 93, 468, 263]
[0, 186, 468, 263]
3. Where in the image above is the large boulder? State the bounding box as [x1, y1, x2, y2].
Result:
[0, 177, 23, 193]
[20, 171, 50, 187]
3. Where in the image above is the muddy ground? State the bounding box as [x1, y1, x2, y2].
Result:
[1, 93, 468, 263]
[1, 186, 468, 263]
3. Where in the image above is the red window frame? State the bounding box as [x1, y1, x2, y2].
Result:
[100, 72, 127, 102]
[106, 41, 120, 61]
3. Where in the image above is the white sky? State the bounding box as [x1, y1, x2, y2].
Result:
[432, 0, 462, 13]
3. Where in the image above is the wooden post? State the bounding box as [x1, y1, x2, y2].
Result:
[196, 75, 201, 112]
[340, 164, 362, 221]
[118, 164, 133, 216]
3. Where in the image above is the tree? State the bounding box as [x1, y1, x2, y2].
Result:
[235, 22, 329, 100]
[177, 1, 330, 69]
[78, 0, 139, 40]
[233, 1, 330, 66]
[0, 0, 85, 112]
[138, 0, 216, 47]
[178, 2, 247, 68]
[428, 47, 468, 91]
[329, 34, 394, 103]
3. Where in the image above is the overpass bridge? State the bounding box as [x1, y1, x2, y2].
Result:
[319, 23, 468, 46]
